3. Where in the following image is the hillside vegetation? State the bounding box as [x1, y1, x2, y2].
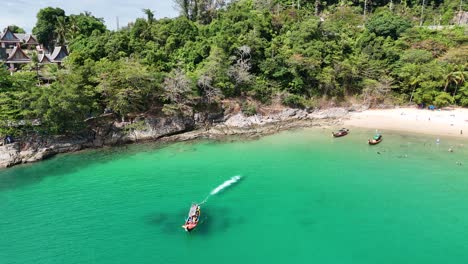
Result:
[1, 0, 467, 136]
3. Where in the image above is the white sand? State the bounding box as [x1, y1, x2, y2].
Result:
[344, 108, 468, 138]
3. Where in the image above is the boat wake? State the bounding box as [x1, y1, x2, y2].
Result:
[210, 175, 242, 195]
[199, 175, 242, 204]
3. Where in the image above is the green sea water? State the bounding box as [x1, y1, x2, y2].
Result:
[1, 128, 468, 264]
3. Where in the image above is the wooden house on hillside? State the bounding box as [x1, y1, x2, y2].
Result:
[38, 53, 51, 64]
[50, 46, 69, 64]
[0, 26, 69, 70]
[15, 33, 39, 49]
[0, 27, 21, 49]
[6, 45, 31, 69]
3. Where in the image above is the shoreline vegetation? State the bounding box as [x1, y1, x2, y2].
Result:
[1, 106, 467, 169]
[1, 1, 467, 168]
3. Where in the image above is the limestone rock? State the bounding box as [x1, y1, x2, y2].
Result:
[0, 143, 21, 168]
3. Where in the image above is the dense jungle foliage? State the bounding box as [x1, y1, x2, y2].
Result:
[0, 0, 467, 135]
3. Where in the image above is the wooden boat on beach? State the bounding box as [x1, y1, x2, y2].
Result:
[332, 128, 349, 137]
[182, 204, 201, 232]
[368, 134, 383, 145]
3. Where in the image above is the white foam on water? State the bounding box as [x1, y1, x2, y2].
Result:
[210, 175, 241, 195]
[199, 175, 242, 204]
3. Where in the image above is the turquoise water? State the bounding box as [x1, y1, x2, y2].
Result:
[1, 128, 468, 264]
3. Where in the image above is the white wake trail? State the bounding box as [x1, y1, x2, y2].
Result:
[199, 175, 242, 204]
[210, 175, 241, 195]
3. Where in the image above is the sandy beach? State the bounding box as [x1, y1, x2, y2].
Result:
[344, 107, 468, 139]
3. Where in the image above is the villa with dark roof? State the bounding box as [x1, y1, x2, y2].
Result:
[0, 27, 68, 70]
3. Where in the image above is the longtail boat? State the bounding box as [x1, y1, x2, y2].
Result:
[332, 128, 349, 137]
[368, 134, 383, 145]
[182, 204, 201, 232]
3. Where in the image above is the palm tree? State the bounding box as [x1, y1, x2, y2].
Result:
[452, 71, 466, 97]
[68, 16, 80, 40]
[444, 65, 466, 96]
[409, 76, 422, 104]
[142, 9, 155, 25]
[55, 16, 68, 46]
[140, 9, 155, 40]
[25, 51, 40, 80]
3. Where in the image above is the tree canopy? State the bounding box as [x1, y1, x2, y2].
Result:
[2, 0, 468, 136]
[32, 7, 66, 49]
[7, 25, 26, 33]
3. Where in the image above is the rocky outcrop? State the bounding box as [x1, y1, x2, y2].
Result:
[209, 107, 348, 137]
[222, 107, 348, 129]
[0, 107, 351, 169]
[164, 107, 349, 141]
[122, 115, 194, 142]
[0, 114, 195, 169]
[453, 11, 468, 25]
[0, 137, 88, 168]
[0, 143, 21, 168]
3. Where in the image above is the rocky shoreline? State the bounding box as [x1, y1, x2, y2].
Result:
[0, 107, 350, 169]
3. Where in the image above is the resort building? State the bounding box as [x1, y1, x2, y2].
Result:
[0, 27, 68, 70]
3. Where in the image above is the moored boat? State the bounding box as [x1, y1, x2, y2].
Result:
[332, 128, 349, 137]
[368, 134, 383, 145]
[182, 204, 201, 232]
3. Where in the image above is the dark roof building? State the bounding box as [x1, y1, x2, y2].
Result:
[0, 27, 21, 48]
[0, 27, 68, 70]
[0, 28, 39, 48]
[50, 46, 69, 63]
[38, 53, 51, 64]
[6, 45, 30, 64]
[16, 34, 39, 47]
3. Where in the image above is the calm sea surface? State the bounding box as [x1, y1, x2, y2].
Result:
[1, 128, 467, 264]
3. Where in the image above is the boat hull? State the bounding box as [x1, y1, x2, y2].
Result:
[332, 132, 348, 137]
[182, 223, 198, 232]
[332, 129, 349, 137]
[182, 204, 201, 232]
[368, 136, 383, 145]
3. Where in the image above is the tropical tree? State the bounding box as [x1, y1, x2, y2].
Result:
[162, 68, 195, 116]
[33, 7, 66, 49]
[95, 59, 156, 120]
[228, 45, 254, 96]
[365, 10, 412, 39]
[444, 65, 467, 96]
[8, 25, 25, 33]
[143, 9, 155, 25]
[55, 16, 68, 46]
[68, 12, 106, 38]
[68, 16, 81, 40]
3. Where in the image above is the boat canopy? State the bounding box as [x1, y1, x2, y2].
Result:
[188, 204, 199, 216]
[373, 134, 381, 140]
